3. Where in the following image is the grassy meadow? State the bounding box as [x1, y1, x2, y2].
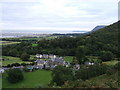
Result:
[32, 43, 38, 47]
[2, 56, 32, 66]
[64, 56, 73, 62]
[2, 70, 52, 88]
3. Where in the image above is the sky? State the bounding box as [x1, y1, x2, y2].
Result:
[0, 0, 119, 33]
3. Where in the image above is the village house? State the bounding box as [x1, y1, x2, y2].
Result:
[0, 68, 5, 73]
[53, 57, 65, 66]
[49, 54, 56, 59]
[73, 64, 80, 70]
[84, 61, 94, 65]
[12, 66, 24, 70]
[36, 54, 57, 59]
[33, 65, 43, 69]
[64, 62, 71, 67]
[34, 55, 71, 70]
[42, 54, 49, 59]
[36, 59, 47, 66]
[36, 54, 42, 58]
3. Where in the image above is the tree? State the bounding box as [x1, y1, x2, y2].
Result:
[52, 66, 74, 86]
[20, 53, 30, 61]
[21, 63, 27, 66]
[76, 46, 88, 64]
[99, 51, 114, 61]
[7, 68, 24, 83]
[8, 49, 19, 57]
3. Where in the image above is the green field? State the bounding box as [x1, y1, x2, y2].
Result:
[0, 41, 20, 45]
[102, 60, 119, 66]
[64, 56, 73, 62]
[2, 56, 32, 66]
[21, 36, 57, 41]
[2, 70, 52, 88]
[19, 37, 43, 41]
[32, 44, 38, 47]
[2, 36, 58, 41]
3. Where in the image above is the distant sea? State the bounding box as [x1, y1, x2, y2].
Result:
[1, 30, 89, 38]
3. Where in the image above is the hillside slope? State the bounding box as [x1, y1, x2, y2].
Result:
[91, 21, 118, 44]
[81, 21, 119, 57]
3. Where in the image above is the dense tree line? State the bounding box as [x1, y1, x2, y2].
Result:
[51, 62, 120, 86]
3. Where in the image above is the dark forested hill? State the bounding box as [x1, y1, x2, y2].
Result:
[81, 21, 119, 57]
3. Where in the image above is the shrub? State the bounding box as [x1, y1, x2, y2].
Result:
[106, 66, 116, 75]
[21, 63, 27, 66]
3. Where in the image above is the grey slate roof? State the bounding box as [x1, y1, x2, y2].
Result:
[36, 59, 45, 64]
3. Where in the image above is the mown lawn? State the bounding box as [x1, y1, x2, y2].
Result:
[2, 70, 52, 88]
[64, 56, 73, 62]
[2, 56, 32, 66]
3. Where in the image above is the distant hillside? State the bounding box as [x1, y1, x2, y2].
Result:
[83, 25, 106, 35]
[87, 21, 119, 57]
[92, 25, 106, 32]
[91, 21, 118, 44]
